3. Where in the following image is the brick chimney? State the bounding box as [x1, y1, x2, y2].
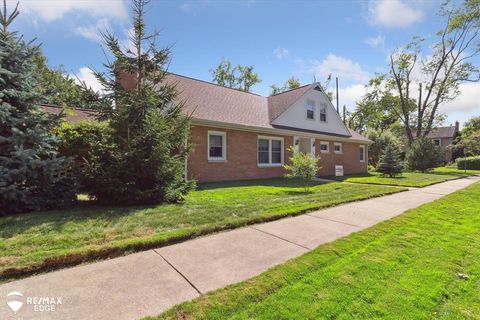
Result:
[455, 121, 460, 133]
[115, 70, 137, 91]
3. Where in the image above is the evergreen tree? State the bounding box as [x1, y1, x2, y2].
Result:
[84, 0, 193, 205]
[0, 1, 75, 214]
[376, 144, 403, 178]
[406, 137, 443, 172]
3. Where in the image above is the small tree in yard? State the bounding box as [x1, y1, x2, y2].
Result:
[406, 137, 443, 172]
[0, 2, 75, 214]
[283, 147, 321, 193]
[85, 0, 193, 205]
[376, 144, 403, 178]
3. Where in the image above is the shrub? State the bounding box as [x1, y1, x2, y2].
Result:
[456, 156, 480, 170]
[283, 147, 321, 193]
[55, 120, 112, 192]
[366, 129, 403, 167]
[376, 144, 403, 177]
[406, 137, 443, 172]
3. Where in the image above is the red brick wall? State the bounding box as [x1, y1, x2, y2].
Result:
[188, 125, 368, 182]
[314, 140, 368, 177]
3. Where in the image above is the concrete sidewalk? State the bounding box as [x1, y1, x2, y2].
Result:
[1, 176, 478, 320]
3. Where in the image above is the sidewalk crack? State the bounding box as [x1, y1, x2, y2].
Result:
[153, 249, 202, 295]
[249, 226, 311, 250]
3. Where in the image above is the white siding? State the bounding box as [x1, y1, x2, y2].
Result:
[272, 87, 350, 136]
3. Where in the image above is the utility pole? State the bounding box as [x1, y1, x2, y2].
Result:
[336, 77, 339, 114]
[343, 105, 346, 124]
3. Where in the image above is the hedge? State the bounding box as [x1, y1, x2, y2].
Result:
[456, 156, 480, 170]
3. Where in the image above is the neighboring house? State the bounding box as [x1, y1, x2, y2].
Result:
[427, 122, 459, 162]
[42, 73, 371, 182]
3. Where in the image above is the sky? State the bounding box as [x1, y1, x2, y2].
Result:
[9, 0, 480, 127]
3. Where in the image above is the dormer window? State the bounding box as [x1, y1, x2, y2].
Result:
[320, 103, 327, 122]
[306, 99, 315, 120]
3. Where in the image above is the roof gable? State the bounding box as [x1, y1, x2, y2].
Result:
[266, 84, 315, 122]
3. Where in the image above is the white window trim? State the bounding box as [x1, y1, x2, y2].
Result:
[360, 145, 366, 162]
[320, 141, 329, 154]
[257, 135, 284, 167]
[319, 103, 327, 123]
[306, 99, 315, 121]
[207, 130, 227, 162]
[334, 142, 342, 154]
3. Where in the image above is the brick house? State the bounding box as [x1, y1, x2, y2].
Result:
[43, 73, 371, 183]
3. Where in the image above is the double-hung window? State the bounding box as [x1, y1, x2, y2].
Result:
[306, 99, 315, 120]
[334, 142, 342, 154]
[320, 141, 329, 153]
[360, 145, 366, 162]
[258, 136, 284, 166]
[319, 103, 327, 122]
[208, 131, 226, 161]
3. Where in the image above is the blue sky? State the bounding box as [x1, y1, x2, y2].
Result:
[10, 0, 480, 126]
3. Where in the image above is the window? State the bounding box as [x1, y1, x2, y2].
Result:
[319, 103, 327, 122]
[433, 139, 441, 147]
[258, 136, 284, 166]
[320, 141, 329, 153]
[360, 145, 365, 162]
[208, 131, 226, 161]
[306, 99, 315, 120]
[334, 142, 342, 154]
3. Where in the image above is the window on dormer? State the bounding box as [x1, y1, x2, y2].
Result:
[320, 103, 327, 122]
[306, 99, 315, 120]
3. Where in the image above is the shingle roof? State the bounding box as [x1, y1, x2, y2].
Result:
[40, 104, 97, 123]
[166, 74, 271, 128]
[266, 84, 315, 121]
[39, 74, 369, 143]
[427, 126, 457, 139]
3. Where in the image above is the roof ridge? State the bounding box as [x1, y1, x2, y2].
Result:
[167, 72, 265, 98]
[269, 83, 313, 97]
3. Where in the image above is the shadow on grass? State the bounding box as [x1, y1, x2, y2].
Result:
[198, 178, 332, 190]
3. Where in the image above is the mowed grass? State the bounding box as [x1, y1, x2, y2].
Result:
[332, 169, 473, 187]
[432, 166, 480, 176]
[153, 181, 480, 320]
[0, 179, 404, 280]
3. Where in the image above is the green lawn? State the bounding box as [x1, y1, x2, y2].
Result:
[432, 166, 480, 176]
[331, 169, 476, 187]
[0, 179, 404, 281]
[153, 181, 480, 320]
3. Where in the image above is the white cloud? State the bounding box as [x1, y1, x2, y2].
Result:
[75, 19, 110, 43]
[273, 47, 289, 60]
[19, 0, 128, 22]
[309, 54, 370, 83]
[365, 34, 385, 49]
[441, 82, 480, 113]
[339, 84, 367, 109]
[72, 67, 103, 93]
[368, 0, 423, 28]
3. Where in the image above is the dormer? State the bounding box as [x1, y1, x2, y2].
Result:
[268, 84, 351, 137]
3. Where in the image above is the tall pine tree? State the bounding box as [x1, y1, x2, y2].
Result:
[0, 1, 75, 214]
[83, 0, 193, 205]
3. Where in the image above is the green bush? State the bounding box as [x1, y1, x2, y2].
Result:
[406, 137, 443, 172]
[55, 120, 111, 192]
[283, 147, 321, 193]
[456, 156, 480, 170]
[366, 129, 403, 167]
